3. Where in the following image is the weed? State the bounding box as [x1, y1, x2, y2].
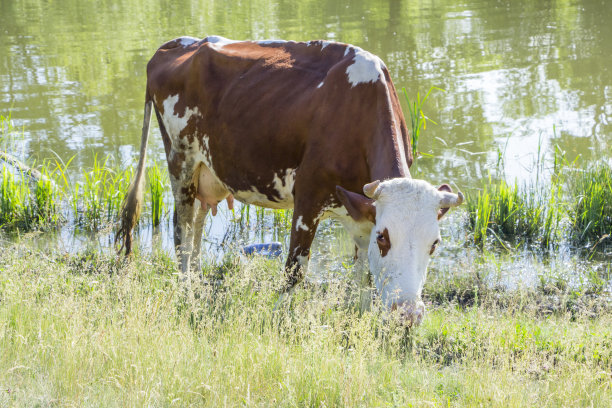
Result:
[402, 86, 444, 158]
[569, 162, 612, 247]
[147, 161, 167, 227]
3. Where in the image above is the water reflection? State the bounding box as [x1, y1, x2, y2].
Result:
[1, 0, 609, 186]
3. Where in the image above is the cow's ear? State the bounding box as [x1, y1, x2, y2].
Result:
[336, 186, 376, 223]
[437, 184, 452, 220]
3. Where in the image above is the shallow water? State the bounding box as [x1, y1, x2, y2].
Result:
[0, 0, 610, 289]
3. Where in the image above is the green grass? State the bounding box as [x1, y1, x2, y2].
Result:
[465, 159, 611, 252]
[402, 86, 443, 159]
[147, 161, 168, 227]
[569, 162, 612, 247]
[466, 176, 562, 248]
[0, 244, 610, 406]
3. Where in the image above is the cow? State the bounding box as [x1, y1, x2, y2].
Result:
[116, 36, 463, 326]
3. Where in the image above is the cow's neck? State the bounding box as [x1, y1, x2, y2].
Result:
[367, 100, 412, 181]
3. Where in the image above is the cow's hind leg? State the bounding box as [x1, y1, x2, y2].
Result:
[168, 162, 198, 282]
[190, 203, 208, 273]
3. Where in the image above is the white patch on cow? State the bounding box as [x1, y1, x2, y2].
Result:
[205, 35, 239, 49]
[234, 187, 280, 208]
[295, 216, 309, 232]
[201, 134, 213, 169]
[160, 94, 201, 140]
[257, 40, 286, 46]
[317, 81, 324, 88]
[234, 168, 295, 210]
[187, 136, 207, 169]
[297, 254, 309, 270]
[307, 40, 333, 50]
[177, 36, 200, 47]
[270, 169, 295, 205]
[345, 47, 386, 87]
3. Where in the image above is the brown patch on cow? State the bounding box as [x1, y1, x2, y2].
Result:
[376, 228, 391, 257]
[429, 239, 439, 255]
[179, 184, 197, 205]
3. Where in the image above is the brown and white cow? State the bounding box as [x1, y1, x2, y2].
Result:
[116, 36, 463, 326]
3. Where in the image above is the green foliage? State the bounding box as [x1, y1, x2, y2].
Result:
[466, 176, 561, 248]
[80, 155, 129, 229]
[569, 162, 612, 247]
[0, 246, 610, 407]
[146, 161, 168, 227]
[402, 86, 444, 158]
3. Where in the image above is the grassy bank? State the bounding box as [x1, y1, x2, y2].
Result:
[0, 244, 610, 407]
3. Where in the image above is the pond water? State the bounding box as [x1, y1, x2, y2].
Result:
[0, 0, 610, 288]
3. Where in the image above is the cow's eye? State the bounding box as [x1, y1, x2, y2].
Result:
[376, 228, 391, 257]
[429, 239, 439, 255]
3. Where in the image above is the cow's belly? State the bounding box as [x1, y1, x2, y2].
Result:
[231, 168, 296, 210]
[154, 93, 297, 210]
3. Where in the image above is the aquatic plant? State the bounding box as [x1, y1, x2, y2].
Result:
[78, 155, 132, 229]
[569, 162, 612, 248]
[146, 161, 168, 227]
[402, 86, 443, 158]
[0, 166, 30, 227]
[466, 176, 562, 248]
[32, 163, 61, 226]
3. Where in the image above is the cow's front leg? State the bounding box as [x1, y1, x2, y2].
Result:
[281, 205, 321, 294]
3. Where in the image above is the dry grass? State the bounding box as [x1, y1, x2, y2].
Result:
[0, 243, 610, 407]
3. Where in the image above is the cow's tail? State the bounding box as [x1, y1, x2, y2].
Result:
[116, 93, 154, 255]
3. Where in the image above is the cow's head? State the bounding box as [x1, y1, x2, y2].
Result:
[336, 178, 463, 326]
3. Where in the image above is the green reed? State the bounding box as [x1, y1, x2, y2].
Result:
[146, 161, 168, 227]
[569, 162, 612, 247]
[0, 166, 30, 227]
[32, 163, 61, 226]
[402, 86, 443, 158]
[466, 176, 562, 248]
[82, 155, 134, 229]
[0, 115, 63, 229]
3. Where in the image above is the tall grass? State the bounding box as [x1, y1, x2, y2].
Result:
[569, 162, 612, 247]
[0, 166, 31, 227]
[146, 161, 168, 227]
[0, 245, 609, 406]
[80, 155, 130, 229]
[466, 176, 561, 248]
[402, 86, 443, 158]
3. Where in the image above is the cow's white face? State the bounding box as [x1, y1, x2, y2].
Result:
[336, 178, 463, 326]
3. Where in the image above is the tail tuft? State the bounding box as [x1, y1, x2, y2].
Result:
[115, 97, 153, 255]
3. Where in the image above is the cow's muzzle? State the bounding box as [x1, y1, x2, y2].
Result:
[391, 299, 426, 327]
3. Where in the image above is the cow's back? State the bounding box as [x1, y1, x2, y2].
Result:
[146, 36, 410, 208]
